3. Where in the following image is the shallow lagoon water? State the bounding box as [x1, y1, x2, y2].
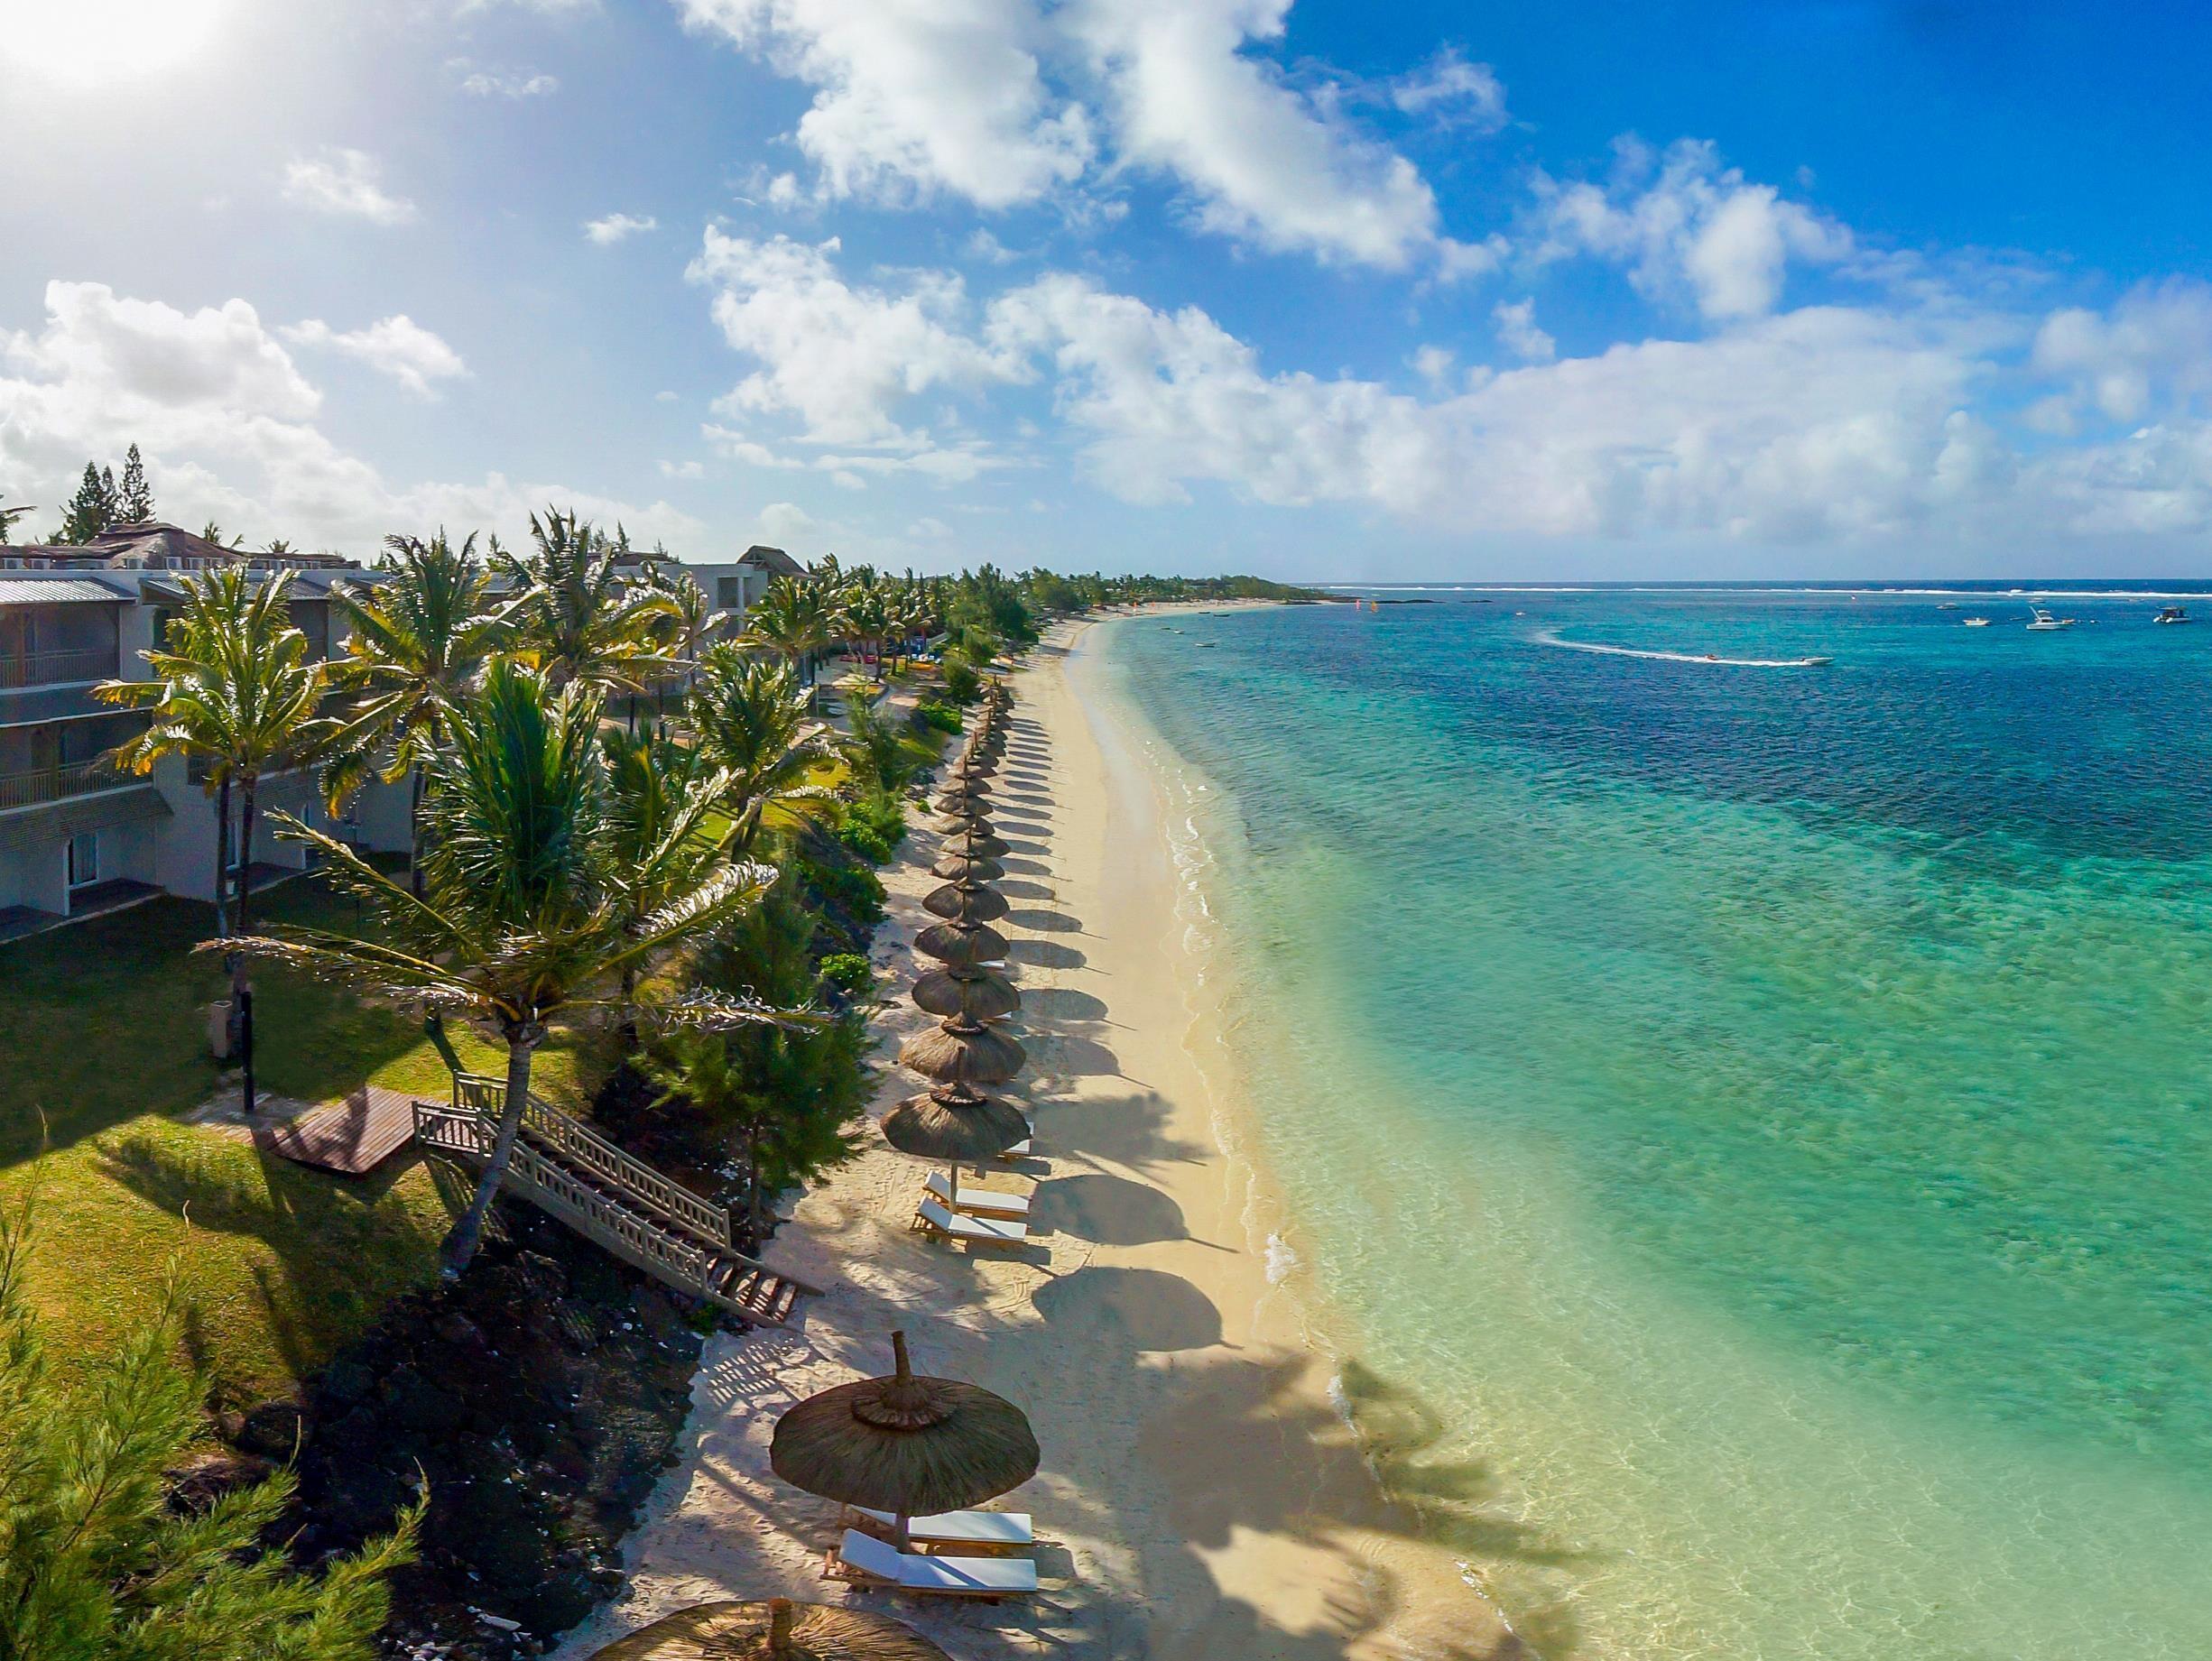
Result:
[1099, 590, 2212, 1659]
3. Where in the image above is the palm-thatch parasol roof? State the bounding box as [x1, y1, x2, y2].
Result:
[588, 1599, 950, 1661]
[930, 847, 1004, 882]
[911, 965, 1019, 1021]
[899, 1018, 1026, 1084]
[922, 881, 1009, 923]
[935, 822, 1007, 857]
[882, 1085, 1029, 1164]
[931, 807, 996, 837]
[770, 1332, 1040, 1517]
[913, 919, 1009, 968]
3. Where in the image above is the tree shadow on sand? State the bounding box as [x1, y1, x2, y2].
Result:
[1008, 937, 1084, 970]
[1030, 1172, 1221, 1249]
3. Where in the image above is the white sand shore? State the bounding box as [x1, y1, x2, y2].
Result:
[554, 616, 1513, 1660]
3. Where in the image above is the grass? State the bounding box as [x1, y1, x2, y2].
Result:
[0, 873, 606, 1404]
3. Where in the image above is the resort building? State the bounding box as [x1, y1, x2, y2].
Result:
[0, 524, 411, 938]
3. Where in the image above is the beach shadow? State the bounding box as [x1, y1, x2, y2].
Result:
[998, 857, 1052, 878]
[1031, 1172, 1209, 1248]
[1035, 1033, 1121, 1079]
[1005, 907, 1082, 934]
[995, 878, 1056, 900]
[1008, 938, 1085, 970]
[1032, 1266, 1222, 1352]
[1022, 986, 1108, 1022]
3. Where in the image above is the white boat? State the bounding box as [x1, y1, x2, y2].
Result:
[1799, 655, 1834, 667]
[1963, 616, 1991, 627]
[2025, 606, 2076, 632]
[2155, 605, 2190, 624]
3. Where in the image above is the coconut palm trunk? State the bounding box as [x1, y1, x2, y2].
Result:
[213, 774, 232, 938]
[442, 1025, 541, 1277]
[236, 771, 259, 1117]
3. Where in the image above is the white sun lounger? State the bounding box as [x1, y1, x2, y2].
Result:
[912, 1196, 1028, 1248]
[830, 1528, 1038, 1599]
[851, 1505, 1034, 1553]
[924, 1168, 1033, 1220]
[994, 1117, 1035, 1160]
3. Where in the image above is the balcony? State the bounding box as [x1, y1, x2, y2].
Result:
[0, 647, 116, 690]
[0, 758, 125, 812]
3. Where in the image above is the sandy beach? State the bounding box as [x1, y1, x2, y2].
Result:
[555, 613, 1513, 1661]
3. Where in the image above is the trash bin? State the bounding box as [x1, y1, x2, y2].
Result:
[208, 999, 234, 1062]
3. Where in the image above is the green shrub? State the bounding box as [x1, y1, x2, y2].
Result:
[940, 652, 981, 704]
[912, 699, 963, 734]
[819, 953, 873, 998]
[834, 790, 906, 865]
[798, 854, 886, 927]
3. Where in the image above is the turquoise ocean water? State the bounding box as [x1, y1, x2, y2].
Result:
[1093, 588, 2212, 1660]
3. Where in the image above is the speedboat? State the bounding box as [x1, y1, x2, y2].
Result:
[1963, 616, 1991, 628]
[2155, 605, 2190, 624]
[2025, 606, 2076, 632]
[1938, 602, 1960, 610]
[1799, 655, 1834, 667]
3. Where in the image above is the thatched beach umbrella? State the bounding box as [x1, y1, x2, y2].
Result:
[922, 881, 1009, 923]
[930, 847, 1004, 883]
[911, 965, 1019, 1022]
[899, 1017, 1026, 1084]
[913, 918, 1008, 968]
[938, 820, 1008, 857]
[883, 1081, 1030, 1170]
[771, 1332, 1040, 1539]
[588, 1599, 950, 1661]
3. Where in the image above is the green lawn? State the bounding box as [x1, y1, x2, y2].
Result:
[0, 875, 606, 1404]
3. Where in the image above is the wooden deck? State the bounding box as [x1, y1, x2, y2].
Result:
[255, 1084, 424, 1176]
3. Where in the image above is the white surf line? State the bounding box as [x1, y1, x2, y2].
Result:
[1533, 629, 1829, 669]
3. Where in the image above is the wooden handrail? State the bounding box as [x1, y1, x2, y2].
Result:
[415, 1097, 822, 1310]
[452, 1072, 733, 1250]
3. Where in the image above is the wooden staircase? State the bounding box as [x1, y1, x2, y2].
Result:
[415, 1075, 819, 1328]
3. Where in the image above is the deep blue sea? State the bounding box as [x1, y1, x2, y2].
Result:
[1096, 586, 2212, 1660]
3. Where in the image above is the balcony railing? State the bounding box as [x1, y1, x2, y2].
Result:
[0, 648, 116, 690]
[0, 758, 125, 812]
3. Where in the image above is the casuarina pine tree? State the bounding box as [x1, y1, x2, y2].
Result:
[56, 462, 116, 544]
[116, 443, 153, 523]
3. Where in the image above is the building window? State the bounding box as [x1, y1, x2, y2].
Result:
[717, 577, 740, 608]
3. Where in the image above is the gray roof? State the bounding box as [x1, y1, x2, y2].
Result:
[739, 544, 810, 579]
[0, 577, 129, 605]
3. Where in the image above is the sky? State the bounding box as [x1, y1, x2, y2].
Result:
[3, 0, 2211, 581]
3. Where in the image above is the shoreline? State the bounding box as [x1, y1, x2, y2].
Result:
[557, 612, 1509, 1659]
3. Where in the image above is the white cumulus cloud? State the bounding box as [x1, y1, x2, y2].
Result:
[281, 148, 418, 226]
[1492, 298, 1555, 363]
[2032, 279, 2212, 424]
[1067, 0, 1446, 270]
[279, 316, 468, 399]
[676, 0, 1092, 208]
[1534, 137, 1850, 321]
[584, 212, 660, 245]
[685, 229, 1028, 448]
[1389, 46, 1506, 132]
[0, 280, 694, 551]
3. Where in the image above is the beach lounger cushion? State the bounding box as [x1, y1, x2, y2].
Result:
[915, 1197, 1028, 1244]
[837, 1529, 1038, 1597]
[854, 1505, 1034, 1550]
[924, 1168, 1033, 1218]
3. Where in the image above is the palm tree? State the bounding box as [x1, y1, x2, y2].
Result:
[643, 566, 726, 716]
[600, 722, 734, 1044]
[97, 568, 325, 1117]
[0, 494, 35, 545]
[739, 575, 832, 693]
[217, 660, 790, 1276]
[495, 506, 679, 697]
[836, 583, 896, 682]
[686, 646, 831, 851]
[320, 531, 510, 895]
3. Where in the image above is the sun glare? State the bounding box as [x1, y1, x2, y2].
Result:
[0, 0, 228, 87]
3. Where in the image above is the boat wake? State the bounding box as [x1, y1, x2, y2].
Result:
[1534, 631, 1830, 669]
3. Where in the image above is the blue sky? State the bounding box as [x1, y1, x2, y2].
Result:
[3, 0, 2210, 580]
